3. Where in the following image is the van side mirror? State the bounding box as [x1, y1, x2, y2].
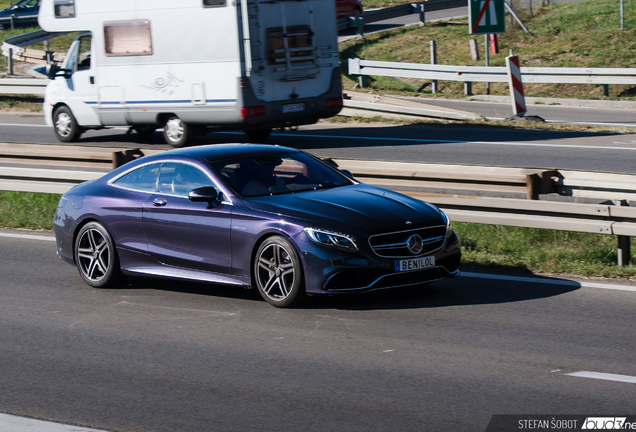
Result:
[189, 186, 218, 203]
[45, 63, 71, 79]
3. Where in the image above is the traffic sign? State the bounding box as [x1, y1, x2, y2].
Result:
[469, 0, 506, 35]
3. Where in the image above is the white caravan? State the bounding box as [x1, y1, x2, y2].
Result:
[38, 0, 343, 146]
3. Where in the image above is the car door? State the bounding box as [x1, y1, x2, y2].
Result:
[142, 162, 233, 275]
[58, 34, 100, 126]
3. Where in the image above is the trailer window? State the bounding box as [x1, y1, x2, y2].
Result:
[203, 0, 226, 7]
[266, 26, 313, 66]
[104, 20, 153, 57]
[54, 0, 75, 18]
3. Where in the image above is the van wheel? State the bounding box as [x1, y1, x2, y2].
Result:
[53, 106, 82, 142]
[163, 115, 193, 147]
[244, 128, 272, 141]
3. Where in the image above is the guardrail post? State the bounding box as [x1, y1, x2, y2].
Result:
[112, 149, 145, 169]
[414, 3, 425, 25]
[526, 174, 540, 200]
[8, 48, 14, 75]
[430, 40, 437, 94]
[615, 200, 631, 266]
[603, 84, 609, 97]
[355, 16, 364, 39]
[10, 14, 15, 30]
[464, 82, 472, 96]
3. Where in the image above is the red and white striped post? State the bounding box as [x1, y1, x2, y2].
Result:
[505, 55, 526, 116]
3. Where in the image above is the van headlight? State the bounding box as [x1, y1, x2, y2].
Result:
[441, 211, 453, 238]
[304, 228, 358, 252]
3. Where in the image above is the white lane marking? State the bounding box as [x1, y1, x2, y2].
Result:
[462, 271, 636, 292]
[220, 131, 636, 151]
[0, 232, 56, 241]
[0, 123, 49, 127]
[0, 413, 109, 432]
[565, 371, 636, 384]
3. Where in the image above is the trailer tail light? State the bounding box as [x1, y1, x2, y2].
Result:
[325, 97, 343, 109]
[241, 106, 266, 118]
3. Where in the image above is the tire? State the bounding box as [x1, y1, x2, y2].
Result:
[244, 128, 272, 141]
[53, 105, 82, 142]
[74, 222, 126, 288]
[253, 236, 305, 308]
[163, 115, 193, 147]
[134, 125, 157, 135]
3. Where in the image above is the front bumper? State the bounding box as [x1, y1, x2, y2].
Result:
[299, 231, 462, 295]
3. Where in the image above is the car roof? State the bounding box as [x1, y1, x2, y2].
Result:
[146, 143, 299, 164]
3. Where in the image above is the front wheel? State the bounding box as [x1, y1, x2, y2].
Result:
[163, 115, 193, 147]
[75, 222, 126, 288]
[53, 106, 82, 142]
[254, 236, 305, 308]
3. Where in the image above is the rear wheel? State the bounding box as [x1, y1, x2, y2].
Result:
[244, 128, 272, 141]
[254, 236, 305, 308]
[75, 222, 126, 288]
[53, 105, 82, 142]
[163, 115, 193, 147]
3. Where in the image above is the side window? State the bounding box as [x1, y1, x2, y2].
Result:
[112, 164, 160, 192]
[104, 20, 153, 57]
[54, 0, 76, 18]
[203, 0, 226, 7]
[158, 163, 217, 197]
[77, 35, 91, 71]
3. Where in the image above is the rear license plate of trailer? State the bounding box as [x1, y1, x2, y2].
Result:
[281, 103, 305, 113]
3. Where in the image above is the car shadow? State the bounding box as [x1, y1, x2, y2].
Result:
[118, 269, 581, 312]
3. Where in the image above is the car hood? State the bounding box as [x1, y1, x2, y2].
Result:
[242, 184, 443, 231]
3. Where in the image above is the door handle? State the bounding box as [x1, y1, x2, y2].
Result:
[90, 76, 94, 84]
[153, 198, 167, 207]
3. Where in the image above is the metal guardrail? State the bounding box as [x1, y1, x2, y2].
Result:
[0, 13, 38, 30]
[1, 145, 635, 264]
[0, 77, 47, 94]
[348, 58, 636, 86]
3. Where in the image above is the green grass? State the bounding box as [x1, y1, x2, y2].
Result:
[0, 191, 61, 229]
[340, 0, 636, 99]
[455, 223, 636, 279]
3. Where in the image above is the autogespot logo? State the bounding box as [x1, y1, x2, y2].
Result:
[582, 418, 629, 429]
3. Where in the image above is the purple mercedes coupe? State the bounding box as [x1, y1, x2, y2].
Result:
[53, 144, 461, 307]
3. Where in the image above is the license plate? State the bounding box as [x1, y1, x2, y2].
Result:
[395, 256, 435, 272]
[281, 103, 305, 113]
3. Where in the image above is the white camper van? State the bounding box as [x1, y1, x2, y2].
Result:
[38, 0, 343, 147]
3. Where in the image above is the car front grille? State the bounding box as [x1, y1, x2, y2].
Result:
[368, 226, 446, 258]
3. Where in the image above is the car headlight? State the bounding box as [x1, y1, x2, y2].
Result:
[304, 228, 358, 252]
[440, 210, 453, 238]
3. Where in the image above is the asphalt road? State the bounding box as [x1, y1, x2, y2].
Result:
[1, 232, 635, 432]
[2, 112, 636, 174]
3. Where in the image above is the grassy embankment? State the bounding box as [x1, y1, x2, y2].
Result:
[340, 0, 636, 101]
[1, 0, 635, 277]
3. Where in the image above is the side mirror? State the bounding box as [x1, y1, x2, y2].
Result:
[45, 63, 59, 79]
[340, 169, 354, 179]
[189, 186, 218, 203]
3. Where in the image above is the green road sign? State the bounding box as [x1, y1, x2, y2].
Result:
[469, 0, 506, 35]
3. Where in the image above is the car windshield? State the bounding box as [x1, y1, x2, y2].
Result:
[213, 151, 352, 197]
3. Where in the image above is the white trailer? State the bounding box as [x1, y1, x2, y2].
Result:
[38, 0, 343, 146]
